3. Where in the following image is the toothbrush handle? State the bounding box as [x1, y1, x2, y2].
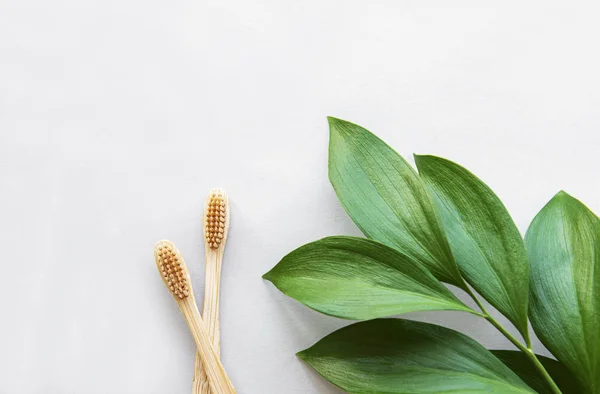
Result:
[192, 251, 223, 394]
[194, 249, 223, 394]
[180, 298, 235, 394]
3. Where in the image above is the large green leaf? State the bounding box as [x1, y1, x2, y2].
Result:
[263, 236, 474, 320]
[328, 117, 463, 287]
[415, 155, 530, 342]
[298, 319, 534, 393]
[492, 350, 582, 394]
[525, 191, 600, 393]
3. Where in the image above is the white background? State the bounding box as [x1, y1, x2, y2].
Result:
[2, 1, 600, 393]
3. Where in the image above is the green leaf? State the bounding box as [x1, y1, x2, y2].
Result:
[298, 319, 534, 393]
[263, 236, 474, 320]
[415, 155, 530, 342]
[525, 191, 600, 393]
[328, 117, 463, 287]
[492, 350, 582, 394]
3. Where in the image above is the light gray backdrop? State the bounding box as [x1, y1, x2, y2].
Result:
[1, 1, 599, 393]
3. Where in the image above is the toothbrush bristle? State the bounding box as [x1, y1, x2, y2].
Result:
[154, 240, 190, 299]
[205, 189, 227, 249]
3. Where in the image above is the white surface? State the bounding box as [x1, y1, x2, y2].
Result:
[1, 1, 600, 393]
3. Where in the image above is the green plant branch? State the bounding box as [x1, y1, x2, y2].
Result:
[463, 285, 562, 394]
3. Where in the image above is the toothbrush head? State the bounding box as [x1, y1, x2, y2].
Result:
[204, 188, 229, 250]
[154, 240, 190, 299]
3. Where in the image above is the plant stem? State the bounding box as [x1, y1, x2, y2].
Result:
[463, 285, 562, 394]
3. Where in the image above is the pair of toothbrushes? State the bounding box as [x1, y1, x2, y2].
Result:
[154, 189, 234, 394]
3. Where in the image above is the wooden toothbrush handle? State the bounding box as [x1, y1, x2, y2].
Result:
[193, 367, 210, 394]
[194, 250, 223, 394]
[180, 298, 235, 394]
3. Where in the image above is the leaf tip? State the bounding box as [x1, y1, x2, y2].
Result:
[412, 153, 427, 165]
[327, 116, 365, 134]
[327, 116, 349, 133]
[327, 116, 344, 128]
[554, 190, 571, 199]
[327, 117, 345, 144]
[296, 349, 310, 361]
[262, 270, 275, 282]
[550, 190, 579, 206]
[413, 154, 439, 172]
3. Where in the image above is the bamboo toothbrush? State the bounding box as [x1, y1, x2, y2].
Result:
[193, 188, 230, 394]
[153, 240, 236, 394]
